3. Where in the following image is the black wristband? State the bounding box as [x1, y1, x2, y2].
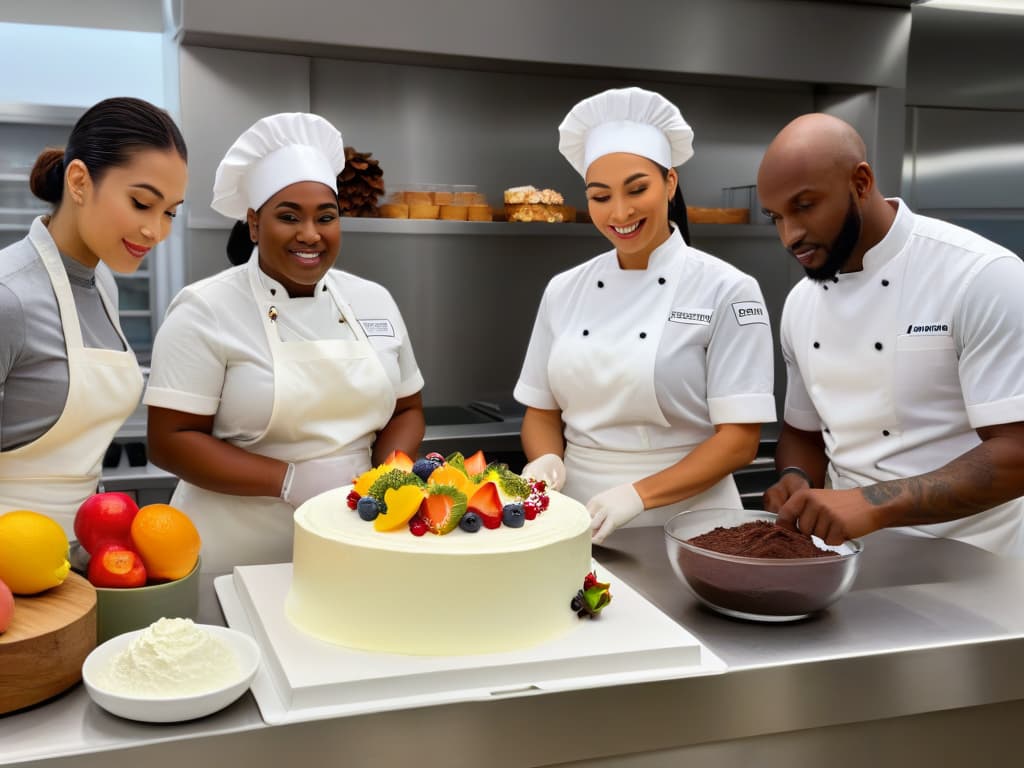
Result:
[779, 466, 813, 488]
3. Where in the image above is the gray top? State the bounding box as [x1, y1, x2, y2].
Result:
[0, 230, 122, 451]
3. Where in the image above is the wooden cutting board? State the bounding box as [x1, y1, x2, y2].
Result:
[0, 572, 97, 714]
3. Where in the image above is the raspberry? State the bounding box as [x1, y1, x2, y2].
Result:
[539, 494, 550, 511]
[523, 499, 540, 520]
[583, 572, 598, 590]
[346, 490, 360, 510]
[408, 517, 428, 537]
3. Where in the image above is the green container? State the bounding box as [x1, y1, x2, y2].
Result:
[71, 545, 201, 643]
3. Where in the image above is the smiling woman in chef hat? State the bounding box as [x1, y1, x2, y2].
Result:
[145, 113, 425, 573]
[515, 87, 776, 544]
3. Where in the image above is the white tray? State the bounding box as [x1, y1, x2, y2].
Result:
[215, 561, 725, 725]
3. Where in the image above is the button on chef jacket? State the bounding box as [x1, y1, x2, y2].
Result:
[145, 261, 423, 450]
[515, 227, 776, 453]
[781, 199, 1024, 557]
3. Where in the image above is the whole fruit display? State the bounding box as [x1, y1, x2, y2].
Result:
[74, 492, 139, 555]
[0, 578, 13, 633]
[0, 510, 70, 595]
[130, 504, 201, 581]
[87, 543, 147, 588]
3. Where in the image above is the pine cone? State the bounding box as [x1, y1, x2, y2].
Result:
[337, 147, 385, 217]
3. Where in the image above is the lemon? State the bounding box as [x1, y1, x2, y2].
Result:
[0, 510, 71, 595]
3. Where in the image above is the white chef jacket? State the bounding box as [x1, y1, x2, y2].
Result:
[515, 228, 776, 452]
[145, 261, 423, 452]
[781, 198, 1024, 556]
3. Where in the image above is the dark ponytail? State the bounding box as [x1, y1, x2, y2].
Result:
[662, 166, 691, 246]
[28, 96, 187, 207]
[226, 220, 255, 265]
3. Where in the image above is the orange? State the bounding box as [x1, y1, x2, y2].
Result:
[129, 504, 201, 581]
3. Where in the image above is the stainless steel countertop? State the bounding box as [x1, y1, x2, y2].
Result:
[4, 528, 1023, 767]
[102, 419, 528, 490]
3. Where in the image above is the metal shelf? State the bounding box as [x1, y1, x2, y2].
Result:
[337, 218, 779, 239]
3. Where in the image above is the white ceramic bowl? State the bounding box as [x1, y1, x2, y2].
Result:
[81, 624, 260, 722]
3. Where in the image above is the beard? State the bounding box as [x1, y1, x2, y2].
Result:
[802, 196, 862, 283]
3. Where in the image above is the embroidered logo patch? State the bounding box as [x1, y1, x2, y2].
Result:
[358, 319, 395, 337]
[731, 301, 768, 326]
[905, 322, 950, 335]
[668, 308, 714, 326]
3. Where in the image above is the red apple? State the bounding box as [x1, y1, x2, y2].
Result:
[87, 543, 147, 588]
[74, 492, 139, 555]
[0, 578, 13, 633]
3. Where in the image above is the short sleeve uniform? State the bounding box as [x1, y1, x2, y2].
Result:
[516, 228, 776, 453]
[146, 262, 422, 451]
[780, 198, 1024, 555]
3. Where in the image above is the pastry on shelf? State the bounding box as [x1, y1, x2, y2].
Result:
[686, 206, 750, 224]
[504, 185, 567, 223]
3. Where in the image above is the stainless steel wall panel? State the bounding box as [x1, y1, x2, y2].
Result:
[179, 0, 909, 89]
[309, 57, 814, 212]
[905, 107, 1024, 210]
[908, 6, 1024, 111]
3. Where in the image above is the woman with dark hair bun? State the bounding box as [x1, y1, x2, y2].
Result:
[0, 96, 188, 536]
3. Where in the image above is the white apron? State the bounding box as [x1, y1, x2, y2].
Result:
[563, 442, 742, 530]
[549, 243, 742, 532]
[171, 257, 395, 574]
[0, 218, 143, 537]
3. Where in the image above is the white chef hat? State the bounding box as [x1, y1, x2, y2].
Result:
[558, 87, 694, 178]
[211, 112, 346, 220]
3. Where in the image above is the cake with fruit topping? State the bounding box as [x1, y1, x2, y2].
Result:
[286, 450, 593, 655]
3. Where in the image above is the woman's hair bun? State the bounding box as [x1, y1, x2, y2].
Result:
[29, 148, 65, 204]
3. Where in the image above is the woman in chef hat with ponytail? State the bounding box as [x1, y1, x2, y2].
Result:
[145, 113, 424, 573]
[515, 87, 776, 544]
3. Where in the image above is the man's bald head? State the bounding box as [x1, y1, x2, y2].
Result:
[757, 114, 892, 281]
[759, 113, 867, 189]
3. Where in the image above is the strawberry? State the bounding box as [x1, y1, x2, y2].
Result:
[420, 485, 468, 535]
[583, 571, 598, 590]
[467, 482, 503, 529]
[464, 450, 488, 477]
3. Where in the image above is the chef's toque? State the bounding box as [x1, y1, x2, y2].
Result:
[211, 112, 346, 220]
[558, 87, 694, 177]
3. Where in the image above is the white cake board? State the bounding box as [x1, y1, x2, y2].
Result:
[215, 561, 725, 725]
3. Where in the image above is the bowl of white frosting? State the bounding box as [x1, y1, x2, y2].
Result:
[82, 617, 260, 722]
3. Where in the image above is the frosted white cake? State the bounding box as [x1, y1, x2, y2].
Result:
[286, 486, 592, 656]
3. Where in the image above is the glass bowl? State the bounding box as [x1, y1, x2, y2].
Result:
[664, 508, 862, 622]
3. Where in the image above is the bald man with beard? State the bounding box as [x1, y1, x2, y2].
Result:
[757, 113, 1024, 557]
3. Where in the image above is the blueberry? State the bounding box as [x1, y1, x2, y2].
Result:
[570, 595, 583, 612]
[502, 503, 525, 528]
[460, 511, 482, 533]
[357, 496, 380, 521]
[411, 458, 437, 483]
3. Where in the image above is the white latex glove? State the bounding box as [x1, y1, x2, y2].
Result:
[520, 453, 566, 491]
[281, 456, 354, 507]
[588, 483, 645, 545]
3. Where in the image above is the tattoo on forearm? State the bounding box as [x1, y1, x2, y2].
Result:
[860, 444, 1000, 524]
